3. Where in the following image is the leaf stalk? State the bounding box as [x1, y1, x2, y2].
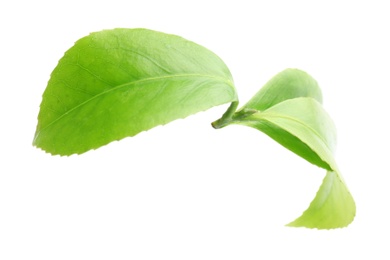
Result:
[211, 101, 239, 129]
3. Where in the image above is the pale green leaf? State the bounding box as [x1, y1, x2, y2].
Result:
[33, 28, 237, 155]
[211, 68, 356, 229]
[248, 97, 337, 169]
[233, 97, 355, 228]
[287, 171, 356, 229]
[243, 68, 322, 111]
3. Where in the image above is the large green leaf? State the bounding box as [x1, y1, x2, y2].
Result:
[33, 28, 237, 155]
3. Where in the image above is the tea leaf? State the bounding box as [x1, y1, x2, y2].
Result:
[33, 29, 237, 155]
[235, 97, 355, 228]
[286, 170, 355, 229]
[213, 69, 355, 229]
[243, 68, 323, 111]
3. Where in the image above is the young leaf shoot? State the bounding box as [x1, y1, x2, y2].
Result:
[212, 69, 355, 229]
[33, 28, 355, 229]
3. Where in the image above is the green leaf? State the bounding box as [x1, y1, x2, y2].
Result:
[286, 171, 356, 229]
[236, 97, 355, 228]
[243, 68, 323, 111]
[244, 97, 337, 170]
[212, 69, 355, 229]
[33, 28, 237, 155]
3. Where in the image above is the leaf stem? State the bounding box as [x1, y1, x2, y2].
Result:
[211, 101, 239, 129]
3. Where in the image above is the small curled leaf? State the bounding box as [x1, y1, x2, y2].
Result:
[33, 28, 237, 155]
[243, 68, 323, 111]
[213, 69, 356, 229]
[286, 170, 355, 229]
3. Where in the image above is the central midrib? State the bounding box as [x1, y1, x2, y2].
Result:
[34, 73, 234, 139]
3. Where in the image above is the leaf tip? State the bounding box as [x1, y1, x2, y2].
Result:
[285, 171, 356, 230]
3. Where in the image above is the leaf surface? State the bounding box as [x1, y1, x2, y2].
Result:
[237, 98, 355, 228]
[286, 171, 355, 229]
[216, 69, 356, 229]
[243, 68, 323, 111]
[251, 98, 337, 167]
[33, 28, 237, 155]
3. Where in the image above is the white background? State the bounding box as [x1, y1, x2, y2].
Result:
[1, 0, 389, 259]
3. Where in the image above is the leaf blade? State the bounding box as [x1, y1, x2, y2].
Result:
[236, 118, 332, 170]
[242, 68, 323, 112]
[234, 97, 355, 228]
[33, 28, 237, 155]
[239, 97, 337, 170]
[286, 171, 356, 229]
